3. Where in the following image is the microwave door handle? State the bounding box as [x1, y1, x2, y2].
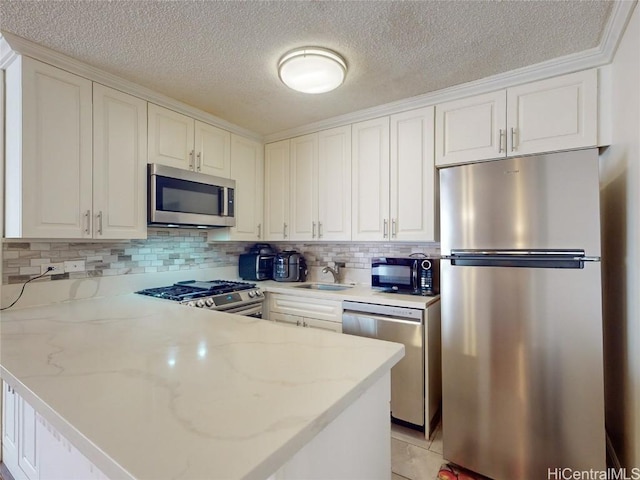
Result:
[222, 187, 229, 217]
[412, 261, 418, 289]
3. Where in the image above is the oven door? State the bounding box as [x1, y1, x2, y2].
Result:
[148, 164, 236, 227]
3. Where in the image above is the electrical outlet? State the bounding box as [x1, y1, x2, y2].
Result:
[64, 260, 85, 273]
[40, 263, 65, 275]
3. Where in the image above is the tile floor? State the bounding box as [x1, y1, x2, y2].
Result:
[391, 422, 446, 480]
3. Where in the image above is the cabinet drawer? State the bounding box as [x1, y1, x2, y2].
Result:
[269, 294, 342, 323]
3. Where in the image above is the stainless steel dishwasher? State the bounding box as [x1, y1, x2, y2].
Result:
[342, 300, 424, 428]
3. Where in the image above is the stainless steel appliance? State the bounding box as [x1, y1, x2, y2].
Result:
[273, 251, 307, 282]
[148, 163, 235, 228]
[439, 148, 605, 479]
[135, 280, 263, 317]
[342, 301, 425, 428]
[371, 257, 439, 295]
[239, 244, 276, 281]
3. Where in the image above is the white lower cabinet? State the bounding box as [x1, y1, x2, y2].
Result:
[2, 382, 107, 480]
[267, 294, 342, 333]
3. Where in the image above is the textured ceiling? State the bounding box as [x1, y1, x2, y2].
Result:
[0, 0, 614, 136]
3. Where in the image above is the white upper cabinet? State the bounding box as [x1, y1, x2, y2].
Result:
[435, 91, 506, 166]
[289, 133, 319, 240]
[5, 57, 148, 239]
[194, 120, 231, 177]
[352, 117, 391, 241]
[317, 125, 352, 241]
[93, 84, 148, 239]
[265, 126, 352, 242]
[506, 70, 598, 155]
[147, 104, 194, 169]
[390, 106, 436, 241]
[352, 109, 436, 242]
[435, 69, 598, 166]
[148, 103, 231, 177]
[5, 57, 93, 238]
[210, 134, 264, 241]
[264, 140, 291, 240]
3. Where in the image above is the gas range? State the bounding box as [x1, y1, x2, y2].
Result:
[135, 280, 264, 316]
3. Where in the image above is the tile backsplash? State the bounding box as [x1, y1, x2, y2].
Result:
[2, 229, 439, 285]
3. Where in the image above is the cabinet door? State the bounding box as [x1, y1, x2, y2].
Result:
[318, 126, 352, 241]
[290, 133, 319, 240]
[148, 104, 195, 170]
[352, 117, 391, 241]
[2, 383, 20, 479]
[304, 317, 342, 333]
[435, 90, 506, 166]
[264, 140, 290, 240]
[195, 120, 231, 177]
[390, 106, 436, 242]
[37, 413, 108, 480]
[93, 84, 148, 239]
[507, 69, 597, 155]
[5, 56, 93, 238]
[18, 398, 39, 480]
[228, 135, 264, 241]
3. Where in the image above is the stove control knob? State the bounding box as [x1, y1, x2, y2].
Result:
[205, 298, 215, 307]
[256, 290, 263, 297]
[185, 301, 196, 307]
[196, 299, 206, 308]
[248, 290, 256, 298]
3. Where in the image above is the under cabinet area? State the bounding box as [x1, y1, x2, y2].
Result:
[148, 103, 231, 177]
[266, 294, 343, 333]
[5, 56, 147, 239]
[435, 69, 598, 166]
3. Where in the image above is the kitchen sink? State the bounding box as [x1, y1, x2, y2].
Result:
[293, 283, 354, 291]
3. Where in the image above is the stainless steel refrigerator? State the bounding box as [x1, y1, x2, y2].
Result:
[439, 148, 605, 479]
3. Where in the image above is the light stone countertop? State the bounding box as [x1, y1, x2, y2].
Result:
[0, 294, 404, 480]
[259, 280, 441, 309]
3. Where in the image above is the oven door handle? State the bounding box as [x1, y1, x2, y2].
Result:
[218, 302, 263, 316]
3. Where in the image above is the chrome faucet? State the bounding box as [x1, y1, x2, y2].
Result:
[322, 262, 344, 283]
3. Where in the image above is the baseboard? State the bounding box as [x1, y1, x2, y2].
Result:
[606, 430, 622, 469]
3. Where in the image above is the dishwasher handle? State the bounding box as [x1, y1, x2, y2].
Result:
[342, 311, 422, 326]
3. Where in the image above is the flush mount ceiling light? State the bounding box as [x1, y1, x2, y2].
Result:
[278, 47, 347, 94]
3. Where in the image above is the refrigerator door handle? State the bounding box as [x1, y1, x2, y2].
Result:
[446, 249, 598, 269]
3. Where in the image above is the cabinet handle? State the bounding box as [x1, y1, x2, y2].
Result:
[296, 320, 301, 326]
[318, 221, 323, 238]
[257, 223, 262, 239]
[312, 221, 316, 238]
[383, 219, 388, 238]
[283, 223, 288, 239]
[189, 150, 195, 170]
[84, 210, 91, 235]
[392, 219, 397, 238]
[499, 129, 505, 153]
[97, 211, 103, 235]
[303, 321, 308, 327]
[196, 152, 202, 172]
[511, 127, 517, 152]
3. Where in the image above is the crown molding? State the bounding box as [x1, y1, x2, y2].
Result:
[264, 0, 638, 143]
[0, 31, 262, 142]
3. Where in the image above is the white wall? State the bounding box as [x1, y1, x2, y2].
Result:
[600, 2, 640, 468]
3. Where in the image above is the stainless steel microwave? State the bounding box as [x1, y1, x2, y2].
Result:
[371, 256, 440, 296]
[148, 164, 236, 228]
